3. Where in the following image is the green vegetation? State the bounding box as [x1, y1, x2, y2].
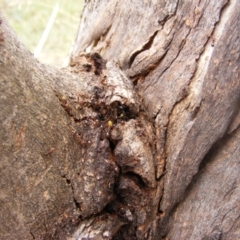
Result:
[0, 0, 84, 66]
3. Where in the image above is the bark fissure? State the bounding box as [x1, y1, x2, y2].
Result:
[29, 231, 35, 239]
[62, 174, 81, 212]
[129, 30, 159, 68]
[130, 44, 171, 87]
[152, 24, 194, 180]
[162, 0, 234, 164]
[92, 24, 113, 52]
[158, 0, 240, 236]
[143, 29, 190, 96]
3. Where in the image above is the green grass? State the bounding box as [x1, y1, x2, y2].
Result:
[0, 0, 84, 66]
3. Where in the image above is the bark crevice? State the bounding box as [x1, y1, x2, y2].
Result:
[129, 30, 159, 68]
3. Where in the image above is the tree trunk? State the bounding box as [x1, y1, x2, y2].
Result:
[1, 0, 240, 239]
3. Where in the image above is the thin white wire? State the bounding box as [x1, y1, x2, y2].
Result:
[34, 3, 59, 58]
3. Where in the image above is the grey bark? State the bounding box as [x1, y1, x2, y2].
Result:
[1, 0, 240, 239]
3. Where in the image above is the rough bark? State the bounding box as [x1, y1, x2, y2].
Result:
[0, 12, 156, 239]
[0, 0, 240, 239]
[71, 0, 240, 239]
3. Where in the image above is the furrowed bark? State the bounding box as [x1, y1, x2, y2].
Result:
[0, 12, 157, 239]
[71, 0, 240, 239]
[1, 0, 240, 239]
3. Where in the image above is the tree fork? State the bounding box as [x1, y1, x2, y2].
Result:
[0, 14, 159, 239]
[1, 0, 240, 239]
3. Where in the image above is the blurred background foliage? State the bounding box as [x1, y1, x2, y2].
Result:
[0, 0, 84, 66]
